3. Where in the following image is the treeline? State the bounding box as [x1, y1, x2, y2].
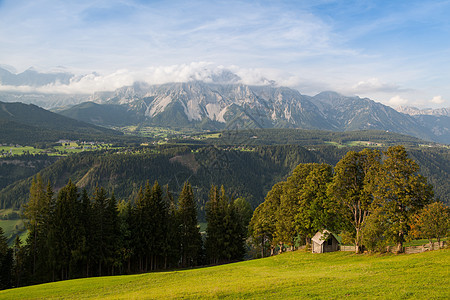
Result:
[198, 129, 424, 147]
[249, 146, 448, 256]
[0, 176, 250, 289]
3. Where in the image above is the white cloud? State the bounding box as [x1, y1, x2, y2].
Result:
[388, 95, 409, 106]
[430, 95, 445, 104]
[0, 63, 301, 94]
[352, 78, 404, 94]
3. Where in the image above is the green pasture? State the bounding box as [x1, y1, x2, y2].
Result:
[0, 146, 43, 156]
[1, 248, 448, 299]
[0, 142, 117, 157]
[324, 141, 384, 148]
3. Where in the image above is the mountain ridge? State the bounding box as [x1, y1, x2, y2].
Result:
[58, 81, 448, 143]
[1, 66, 449, 143]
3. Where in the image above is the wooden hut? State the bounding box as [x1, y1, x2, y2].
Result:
[311, 230, 340, 253]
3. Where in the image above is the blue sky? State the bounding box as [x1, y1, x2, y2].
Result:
[0, 0, 449, 108]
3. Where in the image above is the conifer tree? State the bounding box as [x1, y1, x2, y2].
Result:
[12, 235, 25, 287]
[131, 187, 146, 272]
[91, 186, 108, 276]
[0, 226, 13, 289]
[23, 174, 46, 277]
[51, 180, 81, 280]
[164, 186, 180, 269]
[205, 185, 223, 264]
[117, 200, 133, 274]
[178, 181, 201, 267]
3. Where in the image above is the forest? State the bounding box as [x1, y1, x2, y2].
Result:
[1, 143, 449, 215]
[0, 145, 448, 290]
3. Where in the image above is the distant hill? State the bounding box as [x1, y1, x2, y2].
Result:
[0, 66, 73, 86]
[53, 101, 141, 126]
[0, 101, 123, 144]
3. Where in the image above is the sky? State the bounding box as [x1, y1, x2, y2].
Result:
[0, 0, 449, 108]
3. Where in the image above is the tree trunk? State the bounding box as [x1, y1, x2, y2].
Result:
[396, 241, 403, 253]
[355, 228, 361, 254]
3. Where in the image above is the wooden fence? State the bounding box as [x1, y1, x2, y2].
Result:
[388, 241, 446, 254]
[339, 241, 446, 253]
[339, 245, 356, 252]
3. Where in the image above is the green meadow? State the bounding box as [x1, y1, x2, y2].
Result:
[1, 249, 448, 299]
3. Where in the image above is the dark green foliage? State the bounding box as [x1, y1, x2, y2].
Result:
[0, 226, 13, 289]
[371, 146, 434, 252]
[248, 182, 284, 257]
[251, 146, 438, 255]
[178, 182, 202, 267]
[0, 101, 123, 144]
[0, 154, 57, 191]
[205, 186, 246, 264]
[327, 149, 381, 253]
[294, 164, 335, 243]
[56, 102, 140, 127]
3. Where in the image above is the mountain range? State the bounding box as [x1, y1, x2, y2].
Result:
[1, 67, 449, 144]
[56, 81, 448, 144]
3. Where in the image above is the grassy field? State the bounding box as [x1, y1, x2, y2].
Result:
[0, 248, 448, 299]
[0, 142, 118, 157]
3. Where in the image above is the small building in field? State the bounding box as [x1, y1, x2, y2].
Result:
[311, 230, 340, 253]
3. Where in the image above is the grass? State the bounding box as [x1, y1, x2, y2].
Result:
[0, 143, 119, 157]
[0, 146, 43, 155]
[0, 248, 448, 299]
[0, 219, 27, 245]
[324, 141, 384, 148]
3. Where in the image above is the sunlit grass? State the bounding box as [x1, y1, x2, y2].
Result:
[1, 248, 448, 299]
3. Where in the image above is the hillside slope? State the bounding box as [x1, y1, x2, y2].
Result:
[0, 249, 448, 299]
[0, 101, 123, 144]
[1, 144, 448, 213]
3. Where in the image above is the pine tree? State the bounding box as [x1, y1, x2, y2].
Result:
[91, 186, 108, 276]
[0, 226, 13, 289]
[51, 180, 82, 280]
[12, 235, 24, 287]
[23, 174, 45, 278]
[205, 185, 222, 264]
[131, 187, 146, 272]
[178, 181, 201, 267]
[80, 189, 91, 277]
[164, 186, 180, 269]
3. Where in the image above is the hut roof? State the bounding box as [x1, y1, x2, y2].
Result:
[311, 230, 340, 245]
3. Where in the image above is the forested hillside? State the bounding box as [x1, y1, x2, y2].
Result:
[1, 144, 448, 217]
[0, 101, 126, 144]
